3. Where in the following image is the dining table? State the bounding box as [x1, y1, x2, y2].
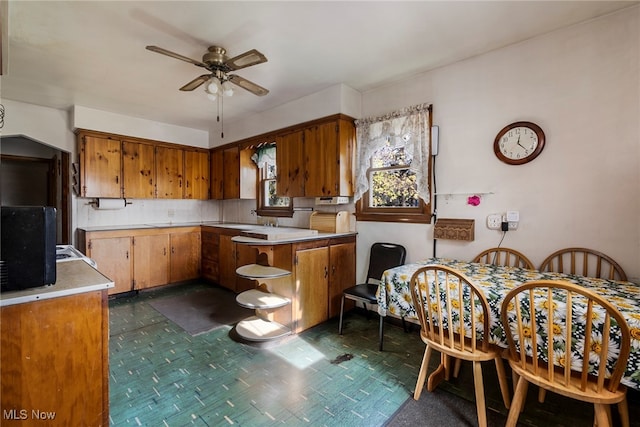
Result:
[377, 257, 640, 391]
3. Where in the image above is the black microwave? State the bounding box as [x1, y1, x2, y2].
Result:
[1, 206, 57, 291]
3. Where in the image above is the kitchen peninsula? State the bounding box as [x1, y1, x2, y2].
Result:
[0, 259, 113, 426]
[230, 230, 356, 339]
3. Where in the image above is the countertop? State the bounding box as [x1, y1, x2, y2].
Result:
[232, 231, 357, 245]
[0, 259, 114, 307]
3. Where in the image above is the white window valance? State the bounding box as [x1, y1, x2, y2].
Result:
[354, 103, 432, 203]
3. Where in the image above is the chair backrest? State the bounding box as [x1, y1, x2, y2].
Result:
[473, 247, 535, 270]
[539, 247, 627, 281]
[409, 265, 492, 354]
[501, 280, 631, 394]
[366, 242, 406, 284]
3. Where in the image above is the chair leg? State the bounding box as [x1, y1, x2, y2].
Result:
[538, 387, 546, 403]
[414, 345, 432, 400]
[338, 295, 345, 335]
[494, 356, 511, 409]
[506, 376, 529, 427]
[618, 397, 630, 427]
[472, 361, 487, 427]
[593, 403, 610, 427]
[378, 314, 384, 351]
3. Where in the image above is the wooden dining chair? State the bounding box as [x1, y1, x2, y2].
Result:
[473, 247, 535, 270]
[539, 248, 627, 281]
[500, 280, 631, 427]
[410, 265, 511, 427]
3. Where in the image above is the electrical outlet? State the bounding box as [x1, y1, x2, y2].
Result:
[508, 221, 518, 230]
[487, 214, 501, 230]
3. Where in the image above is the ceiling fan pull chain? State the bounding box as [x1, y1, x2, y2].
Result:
[220, 95, 224, 139]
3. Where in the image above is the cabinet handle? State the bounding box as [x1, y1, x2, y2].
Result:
[324, 266, 328, 278]
[116, 175, 119, 184]
[163, 247, 167, 256]
[172, 247, 175, 254]
[126, 250, 129, 259]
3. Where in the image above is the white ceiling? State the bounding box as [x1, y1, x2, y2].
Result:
[2, 1, 637, 132]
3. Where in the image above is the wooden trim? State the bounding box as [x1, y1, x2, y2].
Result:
[212, 113, 356, 152]
[74, 128, 209, 153]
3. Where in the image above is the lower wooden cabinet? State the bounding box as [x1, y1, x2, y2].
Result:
[133, 234, 170, 289]
[169, 230, 201, 283]
[1, 290, 109, 426]
[293, 245, 330, 332]
[216, 232, 257, 293]
[86, 236, 133, 295]
[79, 226, 201, 294]
[233, 235, 356, 334]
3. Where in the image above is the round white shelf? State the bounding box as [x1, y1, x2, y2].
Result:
[235, 316, 291, 341]
[235, 264, 291, 279]
[236, 289, 290, 309]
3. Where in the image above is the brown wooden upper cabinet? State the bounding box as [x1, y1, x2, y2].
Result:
[155, 146, 183, 199]
[276, 117, 355, 198]
[122, 140, 155, 199]
[79, 133, 122, 198]
[184, 149, 210, 200]
[209, 146, 256, 200]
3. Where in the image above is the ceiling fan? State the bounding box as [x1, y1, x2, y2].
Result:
[146, 45, 269, 97]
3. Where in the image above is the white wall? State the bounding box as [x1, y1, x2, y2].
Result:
[1, 100, 221, 242]
[73, 105, 209, 148]
[217, 84, 361, 147]
[357, 7, 640, 282]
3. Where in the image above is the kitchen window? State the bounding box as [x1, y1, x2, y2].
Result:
[354, 103, 432, 223]
[253, 144, 293, 217]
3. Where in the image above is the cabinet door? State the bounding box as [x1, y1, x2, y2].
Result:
[184, 150, 210, 200]
[80, 134, 122, 198]
[1, 291, 108, 426]
[122, 140, 155, 199]
[222, 147, 240, 199]
[210, 149, 224, 200]
[169, 231, 201, 283]
[218, 235, 236, 291]
[156, 146, 184, 199]
[201, 230, 220, 282]
[328, 241, 356, 318]
[88, 237, 132, 295]
[276, 130, 305, 197]
[222, 147, 257, 200]
[294, 246, 329, 332]
[304, 122, 338, 196]
[133, 234, 169, 289]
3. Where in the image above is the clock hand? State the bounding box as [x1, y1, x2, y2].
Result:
[516, 135, 527, 150]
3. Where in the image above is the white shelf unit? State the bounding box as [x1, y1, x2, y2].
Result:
[234, 264, 292, 342]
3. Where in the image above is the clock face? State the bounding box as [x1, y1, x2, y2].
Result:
[493, 121, 545, 165]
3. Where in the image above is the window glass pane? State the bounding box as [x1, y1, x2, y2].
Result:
[266, 163, 277, 180]
[371, 140, 411, 168]
[370, 168, 418, 207]
[264, 179, 290, 207]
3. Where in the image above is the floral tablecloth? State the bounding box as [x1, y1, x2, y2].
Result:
[377, 257, 640, 390]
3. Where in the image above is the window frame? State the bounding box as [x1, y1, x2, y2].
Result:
[355, 145, 432, 224]
[255, 143, 294, 218]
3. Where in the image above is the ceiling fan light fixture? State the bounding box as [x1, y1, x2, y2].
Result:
[205, 77, 221, 95]
[221, 80, 234, 97]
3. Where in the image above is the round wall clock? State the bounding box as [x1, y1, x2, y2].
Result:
[493, 121, 545, 165]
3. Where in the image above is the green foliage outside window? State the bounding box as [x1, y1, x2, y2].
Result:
[369, 141, 418, 207]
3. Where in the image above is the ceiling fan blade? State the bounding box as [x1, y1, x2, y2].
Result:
[225, 49, 267, 71]
[146, 45, 208, 68]
[180, 74, 211, 91]
[228, 75, 269, 96]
